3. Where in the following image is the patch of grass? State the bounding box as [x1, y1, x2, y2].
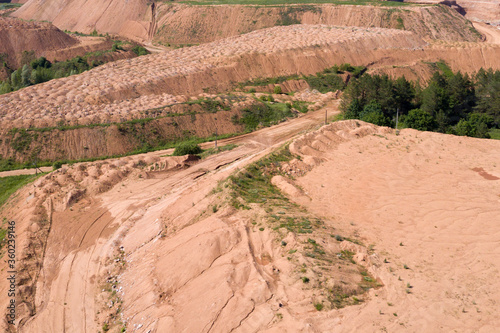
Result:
[305, 72, 345, 93]
[328, 285, 362, 309]
[339, 250, 356, 264]
[185, 97, 231, 113]
[199, 144, 238, 159]
[173, 141, 202, 155]
[0, 3, 22, 10]
[0, 174, 42, 209]
[359, 269, 381, 290]
[0, 225, 7, 251]
[314, 302, 324, 311]
[228, 145, 294, 206]
[396, 16, 405, 30]
[232, 101, 295, 131]
[0, 157, 28, 172]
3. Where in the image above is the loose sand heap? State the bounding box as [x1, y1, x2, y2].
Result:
[0, 25, 426, 129]
[1, 117, 499, 332]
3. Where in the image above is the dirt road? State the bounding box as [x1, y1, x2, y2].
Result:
[15, 101, 339, 332]
[0, 102, 336, 178]
[473, 22, 500, 44]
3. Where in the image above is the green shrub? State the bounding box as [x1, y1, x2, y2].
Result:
[339, 63, 355, 72]
[306, 73, 345, 93]
[173, 141, 202, 156]
[52, 161, 63, 170]
[131, 45, 149, 56]
[273, 85, 283, 94]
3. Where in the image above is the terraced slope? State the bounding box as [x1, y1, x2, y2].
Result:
[0, 25, 427, 129]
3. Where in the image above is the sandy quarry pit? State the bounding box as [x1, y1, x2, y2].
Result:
[1, 111, 499, 332]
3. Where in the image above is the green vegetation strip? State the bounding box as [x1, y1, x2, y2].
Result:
[199, 144, 238, 159]
[0, 3, 22, 10]
[341, 64, 500, 138]
[240, 63, 364, 93]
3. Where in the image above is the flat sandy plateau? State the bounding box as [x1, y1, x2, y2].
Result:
[288, 122, 500, 332]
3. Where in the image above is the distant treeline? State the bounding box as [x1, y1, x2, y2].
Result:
[0, 44, 148, 95]
[341, 65, 500, 138]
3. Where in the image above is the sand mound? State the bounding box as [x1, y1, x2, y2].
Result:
[0, 17, 78, 68]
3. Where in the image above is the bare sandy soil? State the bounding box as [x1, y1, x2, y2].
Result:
[287, 122, 500, 332]
[0, 101, 338, 332]
[0, 25, 426, 129]
[1, 104, 500, 332]
[473, 21, 500, 43]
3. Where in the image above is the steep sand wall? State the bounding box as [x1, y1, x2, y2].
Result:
[0, 107, 244, 163]
[12, 0, 152, 41]
[13, 2, 480, 43]
[155, 4, 480, 44]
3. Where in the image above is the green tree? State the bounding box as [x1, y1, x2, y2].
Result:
[403, 109, 437, 131]
[343, 99, 362, 119]
[454, 119, 473, 136]
[359, 102, 392, 127]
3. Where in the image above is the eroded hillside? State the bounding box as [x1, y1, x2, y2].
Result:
[1, 118, 499, 332]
